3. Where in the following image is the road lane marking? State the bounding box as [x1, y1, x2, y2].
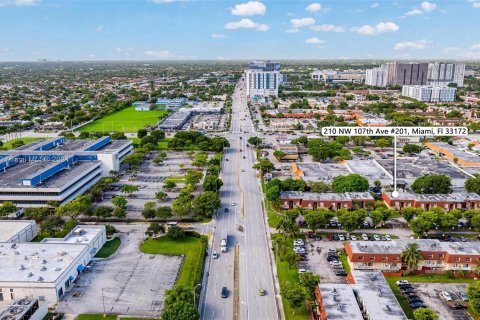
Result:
[233, 244, 240, 320]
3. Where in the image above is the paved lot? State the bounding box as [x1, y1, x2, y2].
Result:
[55, 224, 182, 317]
[413, 282, 470, 320]
[303, 238, 347, 284]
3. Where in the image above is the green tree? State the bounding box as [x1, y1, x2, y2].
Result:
[465, 175, 480, 194]
[440, 213, 457, 231]
[156, 206, 172, 219]
[403, 144, 423, 154]
[164, 285, 194, 306]
[303, 210, 330, 232]
[0, 201, 17, 217]
[281, 283, 305, 314]
[402, 207, 424, 222]
[120, 184, 139, 196]
[172, 191, 194, 216]
[203, 175, 223, 192]
[411, 174, 452, 194]
[145, 223, 165, 238]
[192, 192, 221, 217]
[163, 180, 176, 190]
[92, 206, 113, 219]
[137, 128, 148, 139]
[161, 301, 199, 320]
[113, 207, 126, 218]
[401, 243, 423, 271]
[112, 196, 127, 209]
[370, 210, 383, 226]
[375, 138, 392, 148]
[413, 308, 438, 320]
[299, 272, 320, 299]
[185, 169, 204, 185]
[155, 191, 168, 202]
[471, 213, 480, 231]
[266, 185, 281, 202]
[332, 174, 369, 192]
[142, 201, 157, 219]
[273, 150, 286, 160]
[310, 181, 330, 193]
[248, 136, 262, 147]
[253, 158, 275, 173]
[467, 282, 480, 314]
[167, 225, 186, 240]
[55, 195, 92, 219]
[276, 217, 299, 238]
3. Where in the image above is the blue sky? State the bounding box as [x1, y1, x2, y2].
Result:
[0, 0, 479, 61]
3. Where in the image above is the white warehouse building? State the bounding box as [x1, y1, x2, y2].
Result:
[402, 85, 456, 103]
[0, 222, 106, 307]
[0, 220, 37, 243]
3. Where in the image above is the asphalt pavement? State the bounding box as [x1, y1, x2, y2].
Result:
[201, 79, 280, 320]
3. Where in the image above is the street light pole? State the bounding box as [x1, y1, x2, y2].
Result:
[193, 283, 201, 306]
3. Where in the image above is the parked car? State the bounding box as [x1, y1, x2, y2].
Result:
[224, 207, 229, 212]
[350, 235, 357, 241]
[408, 297, 424, 304]
[212, 251, 218, 259]
[449, 304, 467, 310]
[362, 234, 368, 241]
[385, 235, 392, 241]
[441, 291, 452, 301]
[409, 302, 427, 309]
[338, 234, 345, 241]
[380, 236, 387, 241]
[335, 270, 347, 276]
[374, 235, 381, 241]
[459, 292, 469, 301]
[396, 280, 409, 286]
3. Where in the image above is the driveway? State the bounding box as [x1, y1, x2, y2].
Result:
[55, 224, 183, 317]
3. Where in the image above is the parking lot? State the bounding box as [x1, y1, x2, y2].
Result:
[413, 282, 471, 320]
[297, 236, 347, 284]
[55, 224, 183, 317]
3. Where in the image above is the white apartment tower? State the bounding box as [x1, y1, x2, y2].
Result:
[245, 60, 281, 98]
[365, 65, 388, 87]
[427, 62, 465, 87]
[402, 85, 456, 103]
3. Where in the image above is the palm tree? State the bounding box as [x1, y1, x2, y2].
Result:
[401, 243, 423, 272]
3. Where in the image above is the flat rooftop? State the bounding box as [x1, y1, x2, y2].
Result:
[318, 284, 363, 320]
[280, 191, 374, 201]
[295, 162, 350, 182]
[350, 270, 407, 320]
[384, 191, 480, 202]
[348, 240, 480, 255]
[0, 242, 87, 283]
[0, 221, 35, 242]
[42, 225, 104, 245]
[429, 142, 480, 164]
[345, 160, 390, 185]
[0, 160, 101, 189]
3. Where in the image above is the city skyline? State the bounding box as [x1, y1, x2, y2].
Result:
[1, 0, 480, 61]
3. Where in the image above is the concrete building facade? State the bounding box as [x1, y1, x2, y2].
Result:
[382, 191, 480, 210]
[279, 191, 375, 210]
[401, 85, 456, 103]
[365, 65, 388, 87]
[427, 62, 465, 87]
[245, 60, 281, 98]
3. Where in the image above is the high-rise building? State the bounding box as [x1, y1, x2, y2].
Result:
[245, 60, 281, 98]
[386, 62, 429, 86]
[427, 62, 465, 87]
[365, 65, 388, 87]
[402, 85, 456, 103]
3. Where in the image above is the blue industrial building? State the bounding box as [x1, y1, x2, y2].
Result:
[0, 136, 132, 207]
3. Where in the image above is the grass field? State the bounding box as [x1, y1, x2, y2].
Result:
[1, 137, 45, 150]
[140, 235, 207, 288]
[272, 234, 309, 320]
[78, 107, 169, 133]
[95, 237, 121, 258]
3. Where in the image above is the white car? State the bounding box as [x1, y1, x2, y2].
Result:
[374, 235, 381, 241]
[350, 235, 357, 241]
[396, 280, 409, 286]
[441, 291, 452, 301]
[330, 261, 342, 267]
[293, 248, 305, 254]
[212, 251, 218, 259]
[385, 235, 392, 241]
[294, 240, 304, 246]
[298, 268, 307, 274]
[338, 235, 345, 241]
[232, 202, 236, 206]
[362, 234, 368, 241]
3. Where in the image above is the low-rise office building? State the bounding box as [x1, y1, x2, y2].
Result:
[0, 137, 132, 207]
[426, 142, 480, 167]
[311, 69, 365, 83]
[347, 270, 407, 320]
[158, 103, 223, 131]
[0, 223, 106, 307]
[0, 220, 37, 243]
[279, 191, 375, 210]
[315, 284, 363, 320]
[382, 191, 480, 210]
[156, 97, 187, 108]
[345, 240, 480, 272]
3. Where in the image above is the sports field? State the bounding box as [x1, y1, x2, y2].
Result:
[77, 107, 169, 133]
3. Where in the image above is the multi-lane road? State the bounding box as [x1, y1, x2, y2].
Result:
[201, 79, 280, 320]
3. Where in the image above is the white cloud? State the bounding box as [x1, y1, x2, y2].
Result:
[310, 24, 344, 32]
[287, 17, 315, 32]
[305, 37, 324, 44]
[0, 48, 10, 52]
[115, 48, 135, 53]
[305, 3, 322, 13]
[470, 0, 480, 9]
[0, 0, 40, 7]
[95, 25, 103, 32]
[370, 2, 379, 8]
[441, 43, 480, 59]
[471, 43, 480, 51]
[405, 1, 437, 15]
[144, 50, 173, 59]
[421, 1, 437, 11]
[224, 18, 269, 31]
[393, 39, 428, 50]
[231, 1, 266, 16]
[149, 0, 175, 3]
[86, 54, 96, 59]
[211, 33, 228, 38]
[442, 47, 461, 54]
[351, 21, 399, 35]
